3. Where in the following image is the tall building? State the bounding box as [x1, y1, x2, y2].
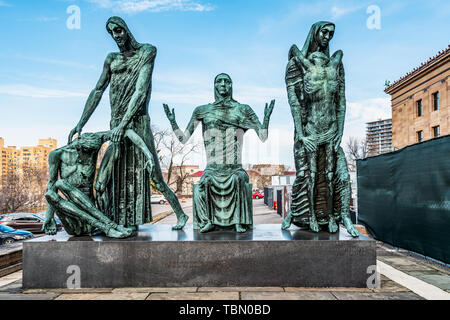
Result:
[0, 138, 20, 184]
[0, 138, 57, 185]
[19, 139, 57, 170]
[366, 119, 393, 156]
[385, 45, 449, 150]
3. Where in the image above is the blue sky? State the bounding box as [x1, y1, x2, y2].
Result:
[0, 0, 449, 168]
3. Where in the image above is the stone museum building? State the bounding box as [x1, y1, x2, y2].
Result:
[384, 45, 449, 150]
[366, 118, 393, 156]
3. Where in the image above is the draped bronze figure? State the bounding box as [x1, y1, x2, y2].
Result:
[164, 73, 275, 233]
[281, 21, 359, 237]
[67, 17, 188, 231]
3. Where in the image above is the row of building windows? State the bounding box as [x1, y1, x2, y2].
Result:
[417, 125, 440, 142]
[417, 91, 439, 117]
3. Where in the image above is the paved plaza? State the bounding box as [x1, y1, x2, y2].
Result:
[0, 199, 449, 300]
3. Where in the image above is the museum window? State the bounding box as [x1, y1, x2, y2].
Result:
[432, 92, 439, 111]
[417, 130, 423, 143]
[416, 99, 423, 117]
[433, 125, 440, 138]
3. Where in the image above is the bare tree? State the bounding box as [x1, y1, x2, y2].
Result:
[161, 134, 200, 194]
[151, 125, 201, 195]
[345, 137, 368, 171]
[0, 166, 48, 214]
[0, 171, 28, 214]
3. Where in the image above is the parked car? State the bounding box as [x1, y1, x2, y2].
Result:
[252, 190, 264, 199]
[0, 213, 62, 234]
[0, 224, 34, 245]
[151, 194, 167, 204]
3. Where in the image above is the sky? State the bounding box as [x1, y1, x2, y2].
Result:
[0, 0, 449, 169]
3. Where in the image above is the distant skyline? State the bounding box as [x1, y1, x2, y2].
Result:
[1, 0, 449, 168]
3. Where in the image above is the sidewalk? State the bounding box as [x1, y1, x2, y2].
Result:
[1, 200, 449, 300]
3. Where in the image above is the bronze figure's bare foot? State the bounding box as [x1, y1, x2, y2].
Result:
[328, 216, 339, 233]
[309, 216, 320, 233]
[281, 212, 292, 230]
[116, 225, 134, 236]
[172, 213, 189, 230]
[106, 228, 131, 239]
[90, 229, 104, 236]
[235, 224, 246, 233]
[343, 216, 359, 237]
[200, 222, 214, 233]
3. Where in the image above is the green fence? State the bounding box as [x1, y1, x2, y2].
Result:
[357, 135, 450, 264]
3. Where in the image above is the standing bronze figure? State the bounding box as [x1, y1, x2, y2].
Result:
[281, 21, 359, 236]
[68, 17, 188, 230]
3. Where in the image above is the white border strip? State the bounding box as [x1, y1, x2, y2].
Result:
[378, 260, 450, 300]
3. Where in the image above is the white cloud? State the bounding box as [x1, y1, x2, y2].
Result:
[17, 17, 59, 22]
[13, 55, 98, 71]
[88, 0, 214, 14]
[331, 5, 363, 19]
[346, 97, 391, 123]
[0, 1, 11, 7]
[343, 97, 392, 143]
[0, 85, 87, 99]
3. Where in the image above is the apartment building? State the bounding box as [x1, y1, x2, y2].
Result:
[366, 119, 393, 156]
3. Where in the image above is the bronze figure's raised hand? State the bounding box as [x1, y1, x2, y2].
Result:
[264, 99, 275, 120]
[163, 103, 176, 122]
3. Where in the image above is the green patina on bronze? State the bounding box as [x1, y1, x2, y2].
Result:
[164, 73, 275, 233]
[43, 130, 155, 238]
[66, 16, 188, 231]
[281, 21, 359, 237]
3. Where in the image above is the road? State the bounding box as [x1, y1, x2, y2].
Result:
[155, 198, 283, 225]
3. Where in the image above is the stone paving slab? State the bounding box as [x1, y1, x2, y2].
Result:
[198, 287, 284, 292]
[0, 271, 22, 287]
[0, 293, 60, 300]
[378, 256, 438, 272]
[147, 292, 239, 300]
[374, 280, 411, 292]
[112, 287, 198, 294]
[242, 291, 336, 300]
[23, 288, 114, 294]
[0, 280, 23, 293]
[284, 287, 372, 292]
[331, 291, 424, 300]
[55, 293, 104, 300]
[56, 292, 149, 300]
[404, 272, 450, 291]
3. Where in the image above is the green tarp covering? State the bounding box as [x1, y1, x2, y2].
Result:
[357, 135, 450, 264]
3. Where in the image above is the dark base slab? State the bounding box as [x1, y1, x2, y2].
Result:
[23, 224, 376, 288]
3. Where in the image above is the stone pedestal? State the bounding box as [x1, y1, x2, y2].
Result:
[23, 224, 375, 288]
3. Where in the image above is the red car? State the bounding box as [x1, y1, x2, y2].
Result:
[252, 190, 263, 199]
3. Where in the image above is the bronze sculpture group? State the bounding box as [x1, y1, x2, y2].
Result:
[43, 17, 359, 238]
